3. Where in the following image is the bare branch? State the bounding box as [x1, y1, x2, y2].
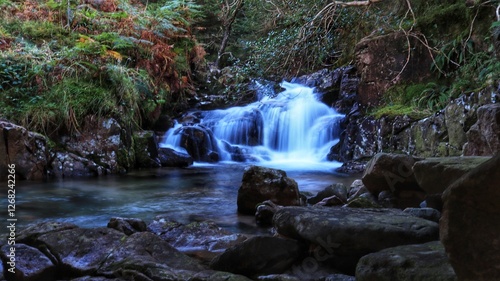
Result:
[333, 0, 383, 7]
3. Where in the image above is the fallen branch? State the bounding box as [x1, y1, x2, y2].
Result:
[334, 0, 383, 7]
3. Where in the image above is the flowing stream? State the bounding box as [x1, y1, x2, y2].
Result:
[5, 82, 355, 234]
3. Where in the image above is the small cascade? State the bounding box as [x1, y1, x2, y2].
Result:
[160, 81, 344, 169]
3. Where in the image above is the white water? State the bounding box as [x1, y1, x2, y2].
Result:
[161, 82, 344, 171]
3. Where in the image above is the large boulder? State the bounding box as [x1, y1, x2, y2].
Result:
[441, 154, 500, 280]
[412, 156, 490, 194]
[362, 153, 422, 195]
[210, 236, 305, 277]
[463, 104, 500, 156]
[0, 120, 49, 180]
[273, 206, 439, 273]
[356, 241, 456, 281]
[237, 166, 301, 215]
[0, 244, 55, 281]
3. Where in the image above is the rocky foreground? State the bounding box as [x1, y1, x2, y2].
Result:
[2, 153, 499, 281]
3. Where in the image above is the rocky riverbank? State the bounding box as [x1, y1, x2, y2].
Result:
[3, 153, 498, 280]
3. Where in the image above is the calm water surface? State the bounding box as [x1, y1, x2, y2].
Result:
[5, 163, 359, 234]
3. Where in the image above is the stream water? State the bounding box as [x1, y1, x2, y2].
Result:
[8, 164, 357, 234]
[5, 82, 356, 234]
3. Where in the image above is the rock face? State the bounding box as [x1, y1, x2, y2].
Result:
[441, 154, 500, 280]
[463, 104, 500, 156]
[0, 120, 49, 180]
[273, 206, 439, 272]
[413, 156, 490, 194]
[355, 32, 433, 107]
[210, 236, 305, 277]
[237, 166, 301, 215]
[356, 241, 456, 281]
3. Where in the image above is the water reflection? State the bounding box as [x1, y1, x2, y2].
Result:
[3, 163, 358, 234]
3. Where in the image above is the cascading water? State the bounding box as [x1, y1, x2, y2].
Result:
[160, 81, 345, 170]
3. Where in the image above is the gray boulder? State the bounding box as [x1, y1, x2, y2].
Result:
[356, 241, 456, 281]
[412, 156, 490, 194]
[273, 206, 439, 272]
[441, 154, 500, 280]
[1, 244, 55, 281]
[237, 166, 300, 215]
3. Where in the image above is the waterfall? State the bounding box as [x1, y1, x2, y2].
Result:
[160, 81, 344, 170]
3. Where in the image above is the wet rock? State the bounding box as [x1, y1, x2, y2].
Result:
[362, 153, 422, 195]
[133, 131, 161, 168]
[413, 156, 490, 194]
[210, 236, 305, 277]
[345, 197, 380, 208]
[403, 207, 441, 223]
[237, 166, 300, 215]
[316, 195, 346, 207]
[273, 206, 439, 273]
[176, 125, 220, 162]
[70, 277, 125, 281]
[256, 200, 283, 226]
[147, 217, 247, 263]
[0, 244, 55, 281]
[50, 152, 104, 178]
[107, 217, 147, 235]
[463, 103, 500, 156]
[34, 227, 126, 278]
[0, 120, 49, 180]
[441, 154, 500, 280]
[17, 221, 79, 244]
[158, 147, 193, 167]
[99, 232, 206, 279]
[346, 179, 369, 201]
[307, 183, 348, 205]
[356, 241, 456, 281]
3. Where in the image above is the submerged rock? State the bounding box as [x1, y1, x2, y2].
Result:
[356, 241, 456, 281]
[273, 206, 439, 273]
[237, 166, 300, 215]
[441, 154, 500, 280]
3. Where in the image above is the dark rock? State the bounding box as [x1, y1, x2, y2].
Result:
[17, 221, 78, 244]
[99, 231, 205, 279]
[413, 156, 490, 194]
[70, 277, 125, 281]
[176, 125, 220, 162]
[256, 200, 283, 226]
[62, 117, 133, 174]
[377, 190, 397, 208]
[237, 166, 300, 215]
[441, 154, 500, 280]
[107, 217, 147, 235]
[334, 161, 366, 174]
[273, 206, 439, 273]
[347, 179, 368, 200]
[210, 236, 305, 276]
[316, 195, 346, 207]
[307, 183, 348, 205]
[133, 131, 161, 168]
[356, 241, 456, 281]
[362, 153, 422, 195]
[50, 152, 103, 178]
[0, 244, 55, 281]
[345, 197, 381, 208]
[147, 217, 247, 263]
[257, 274, 301, 281]
[190, 270, 253, 281]
[34, 227, 126, 278]
[355, 32, 433, 106]
[463, 104, 500, 156]
[0, 120, 49, 180]
[325, 274, 356, 281]
[403, 207, 441, 223]
[158, 147, 193, 167]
